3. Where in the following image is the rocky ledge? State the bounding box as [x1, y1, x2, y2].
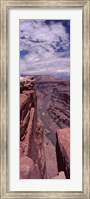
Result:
[20, 76, 46, 179]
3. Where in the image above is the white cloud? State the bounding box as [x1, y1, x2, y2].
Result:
[20, 20, 70, 76]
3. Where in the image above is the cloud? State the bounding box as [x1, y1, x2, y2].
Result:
[20, 20, 70, 76]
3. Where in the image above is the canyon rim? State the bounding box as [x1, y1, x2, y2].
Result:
[20, 19, 70, 179]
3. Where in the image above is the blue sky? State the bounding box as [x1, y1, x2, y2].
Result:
[20, 20, 70, 76]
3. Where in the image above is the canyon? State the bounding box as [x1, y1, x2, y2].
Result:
[20, 75, 70, 179]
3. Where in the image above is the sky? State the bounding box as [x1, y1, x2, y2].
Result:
[20, 20, 70, 77]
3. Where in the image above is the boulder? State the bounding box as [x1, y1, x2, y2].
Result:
[20, 156, 41, 179]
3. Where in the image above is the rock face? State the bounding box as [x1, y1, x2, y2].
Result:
[20, 156, 41, 179]
[36, 80, 70, 178]
[47, 82, 70, 128]
[36, 80, 70, 129]
[20, 76, 70, 179]
[56, 128, 70, 179]
[20, 76, 46, 179]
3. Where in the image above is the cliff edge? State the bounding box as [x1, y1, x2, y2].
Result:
[20, 76, 47, 179]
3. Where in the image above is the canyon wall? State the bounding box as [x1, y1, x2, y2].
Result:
[47, 81, 70, 128]
[20, 76, 70, 179]
[56, 128, 70, 179]
[37, 81, 70, 129]
[20, 76, 47, 179]
[36, 80, 70, 179]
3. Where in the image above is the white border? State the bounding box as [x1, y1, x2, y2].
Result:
[8, 9, 82, 191]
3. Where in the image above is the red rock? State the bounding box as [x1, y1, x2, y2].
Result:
[20, 111, 30, 139]
[37, 80, 70, 129]
[20, 156, 41, 179]
[56, 128, 70, 178]
[53, 171, 66, 179]
[20, 76, 47, 179]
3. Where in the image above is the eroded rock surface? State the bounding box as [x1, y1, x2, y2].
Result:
[56, 128, 70, 179]
[20, 76, 70, 179]
[36, 80, 70, 129]
[20, 76, 46, 179]
[20, 156, 41, 179]
[36, 79, 70, 178]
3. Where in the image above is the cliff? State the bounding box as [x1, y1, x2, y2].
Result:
[20, 76, 47, 179]
[36, 80, 70, 178]
[56, 128, 70, 179]
[20, 76, 70, 179]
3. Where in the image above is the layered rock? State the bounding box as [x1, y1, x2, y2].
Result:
[36, 80, 70, 179]
[47, 82, 70, 128]
[56, 128, 70, 179]
[20, 76, 46, 179]
[37, 80, 70, 129]
[20, 76, 70, 179]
